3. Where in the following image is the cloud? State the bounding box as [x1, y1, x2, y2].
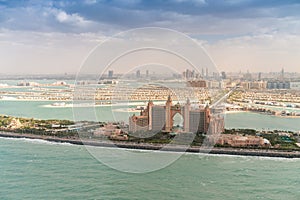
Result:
[1, 0, 300, 35]
[0, 29, 106, 74]
[1, 0, 300, 73]
[83, 0, 98, 5]
[171, 0, 206, 5]
[49, 8, 94, 27]
[204, 33, 300, 72]
[0, 3, 106, 33]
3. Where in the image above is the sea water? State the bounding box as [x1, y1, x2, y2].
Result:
[0, 137, 299, 199]
[0, 100, 299, 131]
[1, 82, 300, 199]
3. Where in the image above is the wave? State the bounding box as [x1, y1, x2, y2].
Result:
[0, 96, 18, 100]
[2, 136, 300, 161]
[84, 144, 300, 161]
[0, 136, 75, 146]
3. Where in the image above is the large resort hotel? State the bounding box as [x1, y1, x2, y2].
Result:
[129, 96, 215, 133]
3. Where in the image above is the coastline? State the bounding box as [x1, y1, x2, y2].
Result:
[225, 110, 300, 118]
[224, 110, 247, 114]
[1, 132, 300, 158]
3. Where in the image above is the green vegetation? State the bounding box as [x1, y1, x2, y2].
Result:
[128, 131, 172, 144]
[127, 131, 205, 146]
[223, 128, 300, 150]
[0, 115, 77, 138]
[224, 128, 256, 135]
[1, 114, 300, 151]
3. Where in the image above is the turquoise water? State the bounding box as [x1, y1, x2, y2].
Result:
[1, 80, 300, 199]
[225, 112, 300, 132]
[0, 100, 136, 122]
[0, 79, 75, 86]
[1, 79, 299, 131]
[0, 100, 299, 131]
[0, 137, 299, 200]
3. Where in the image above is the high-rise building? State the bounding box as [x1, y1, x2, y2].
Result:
[136, 70, 141, 78]
[267, 81, 290, 89]
[108, 70, 113, 78]
[129, 97, 219, 134]
[213, 72, 219, 80]
[186, 69, 192, 79]
[258, 72, 262, 81]
[241, 81, 267, 90]
[187, 80, 207, 88]
[243, 70, 252, 80]
[280, 68, 285, 81]
[290, 82, 300, 90]
[191, 70, 195, 78]
[151, 106, 166, 131]
[183, 69, 194, 79]
[221, 71, 226, 79]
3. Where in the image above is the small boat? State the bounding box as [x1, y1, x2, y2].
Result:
[51, 102, 66, 107]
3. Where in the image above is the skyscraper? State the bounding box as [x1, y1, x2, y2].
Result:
[258, 72, 262, 81]
[129, 97, 216, 134]
[221, 71, 226, 79]
[108, 70, 113, 78]
[280, 68, 284, 81]
[136, 70, 141, 78]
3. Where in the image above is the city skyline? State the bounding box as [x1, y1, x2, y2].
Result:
[1, 1, 300, 198]
[1, 0, 300, 74]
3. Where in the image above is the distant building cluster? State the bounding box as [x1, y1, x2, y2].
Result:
[188, 80, 207, 88]
[207, 80, 225, 89]
[94, 123, 128, 141]
[235, 68, 300, 90]
[183, 69, 201, 79]
[240, 81, 267, 90]
[182, 68, 225, 81]
[17, 81, 68, 87]
[290, 82, 300, 90]
[215, 134, 271, 147]
[129, 96, 224, 134]
[17, 81, 39, 87]
[267, 81, 290, 89]
[239, 80, 300, 90]
[187, 80, 225, 89]
[52, 81, 67, 86]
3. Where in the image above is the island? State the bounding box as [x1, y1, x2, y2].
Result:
[1, 113, 300, 158]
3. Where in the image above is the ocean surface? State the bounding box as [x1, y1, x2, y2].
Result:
[1, 81, 300, 199]
[1, 137, 300, 200]
[0, 100, 299, 132]
[1, 79, 299, 131]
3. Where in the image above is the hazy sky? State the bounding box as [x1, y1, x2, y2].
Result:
[1, 0, 300, 74]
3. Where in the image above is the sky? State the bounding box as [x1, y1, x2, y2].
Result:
[0, 0, 300, 74]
